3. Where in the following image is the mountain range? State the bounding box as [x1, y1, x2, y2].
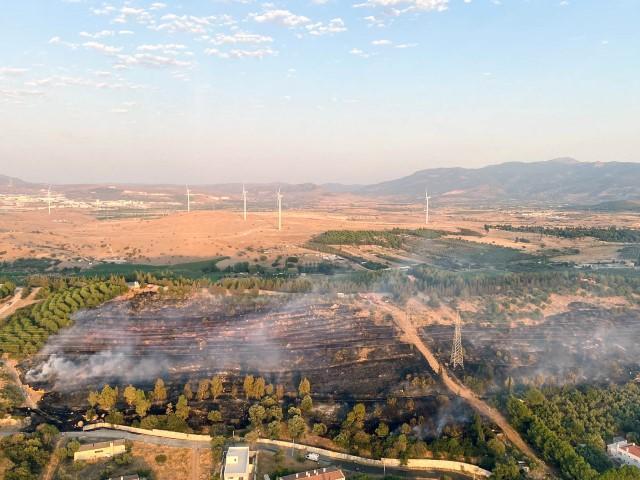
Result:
[3, 158, 640, 207]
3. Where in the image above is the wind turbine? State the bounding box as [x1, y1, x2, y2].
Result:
[47, 185, 52, 216]
[242, 184, 248, 221]
[186, 185, 191, 213]
[277, 188, 283, 231]
[425, 188, 431, 225]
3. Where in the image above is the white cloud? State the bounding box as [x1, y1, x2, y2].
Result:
[111, 101, 137, 114]
[115, 53, 193, 68]
[48, 36, 79, 49]
[0, 67, 29, 76]
[306, 18, 347, 36]
[363, 15, 388, 27]
[0, 88, 45, 99]
[250, 9, 311, 27]
[24, 75, 143, 91]
[114, 6, 154, 25]
[395, 42, 418, 48]
[149, 2, 167, 10]
[204, 47, 278, 59]
[349, 48, 371, 58]
[79, 30, 116, 39]
[354, 0, 449, 13]
[209, 32, 273, 46]
[371, 39, 392, 45]
[136, 43, 188, 51]
[152, 14, 234, 34]
[82, 41, 123, 56]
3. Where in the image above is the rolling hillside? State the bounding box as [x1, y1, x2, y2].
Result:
[357, 158, 640, 204]
[3, 158, 640, 206]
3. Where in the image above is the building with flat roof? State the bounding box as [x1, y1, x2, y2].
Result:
[223, 446, 254, 480]
[279, 467, 345, 480]
[608, 440, 640, 469]
[74, 439, 127, 462]
[107, 476, 140, 480]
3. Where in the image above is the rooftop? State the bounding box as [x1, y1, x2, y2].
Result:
[622, 443, 640, 458]
[78, 439, 126, 452]
[224, 446, 250, 475]
[279, 467, 345, 480]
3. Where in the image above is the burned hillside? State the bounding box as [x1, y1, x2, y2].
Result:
[25, 291, 436, 403]
[422, 304, 640, 390]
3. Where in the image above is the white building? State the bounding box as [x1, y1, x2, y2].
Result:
[608, 440, 640, 469]
[74, 439, 126, 462]
[223, 446, 254, 480]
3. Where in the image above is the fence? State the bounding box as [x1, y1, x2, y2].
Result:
[82, 424, 491, 477]
[256, 438, 491, 477]
[82, 422, 211, 443]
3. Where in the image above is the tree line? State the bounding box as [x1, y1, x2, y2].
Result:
[0, 279, 16, 300]
[0, 277, 128, 358]
[0, 424, 59, 480]
[507, 383, 640, 480]
[487, 224, 640, 243]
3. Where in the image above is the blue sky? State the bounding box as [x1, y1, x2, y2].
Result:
[0, 0, 638, 184]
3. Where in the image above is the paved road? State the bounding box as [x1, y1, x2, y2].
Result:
[68, 429, 481, 479]
[257, 444, 475, 480]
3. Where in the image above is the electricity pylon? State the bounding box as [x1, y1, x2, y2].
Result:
[450, 311, 464, 369]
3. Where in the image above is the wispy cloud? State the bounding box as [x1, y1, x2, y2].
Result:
[250, 9, 311, 27]
[0, 67, 29, 77]
[306, 18, 347, 36]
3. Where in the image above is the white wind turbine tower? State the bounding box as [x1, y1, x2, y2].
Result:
[425, 188, 431, 225]
[277, 188, 283, 231]
[186, 185, 191, 213]
[242, 184, 248, 221]
[47, 185, 52, 215]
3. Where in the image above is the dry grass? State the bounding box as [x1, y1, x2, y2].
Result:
[1, 204, 637, 267]
[130, 441, 212, 480]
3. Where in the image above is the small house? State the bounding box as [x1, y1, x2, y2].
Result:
[74, 439, 126, 462]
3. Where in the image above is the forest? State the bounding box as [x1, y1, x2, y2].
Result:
[507, 382, 640, 480]
[0, 424, 59, 480]
[488, 225, 640, 243]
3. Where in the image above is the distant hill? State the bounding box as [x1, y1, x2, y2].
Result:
[0, 174, 36, 189]
[356, 158, 640, 205]
[3, 158, 640, 206]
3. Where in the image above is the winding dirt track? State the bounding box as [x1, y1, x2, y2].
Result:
[0, 287, 41, 321]
[364, 294, 547, 469]
[42, 437, 64, 480]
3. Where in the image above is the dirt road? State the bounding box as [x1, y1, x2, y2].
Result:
[42, 437, 64, 480]
[2, 356, 42, 408]
[363, 294, 546, 468]
[0, 287, 41, 321]
[191, 447, 199, 480]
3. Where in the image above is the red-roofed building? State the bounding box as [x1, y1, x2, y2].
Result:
[278, 467, 345, 480]
[608, 440, 640, 469]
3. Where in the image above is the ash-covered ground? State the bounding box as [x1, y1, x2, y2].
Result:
[423, 303, 640, 388]
[25, 291, 433, 404]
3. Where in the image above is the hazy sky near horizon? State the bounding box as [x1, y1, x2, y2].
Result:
[0, 0, 638, 184]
